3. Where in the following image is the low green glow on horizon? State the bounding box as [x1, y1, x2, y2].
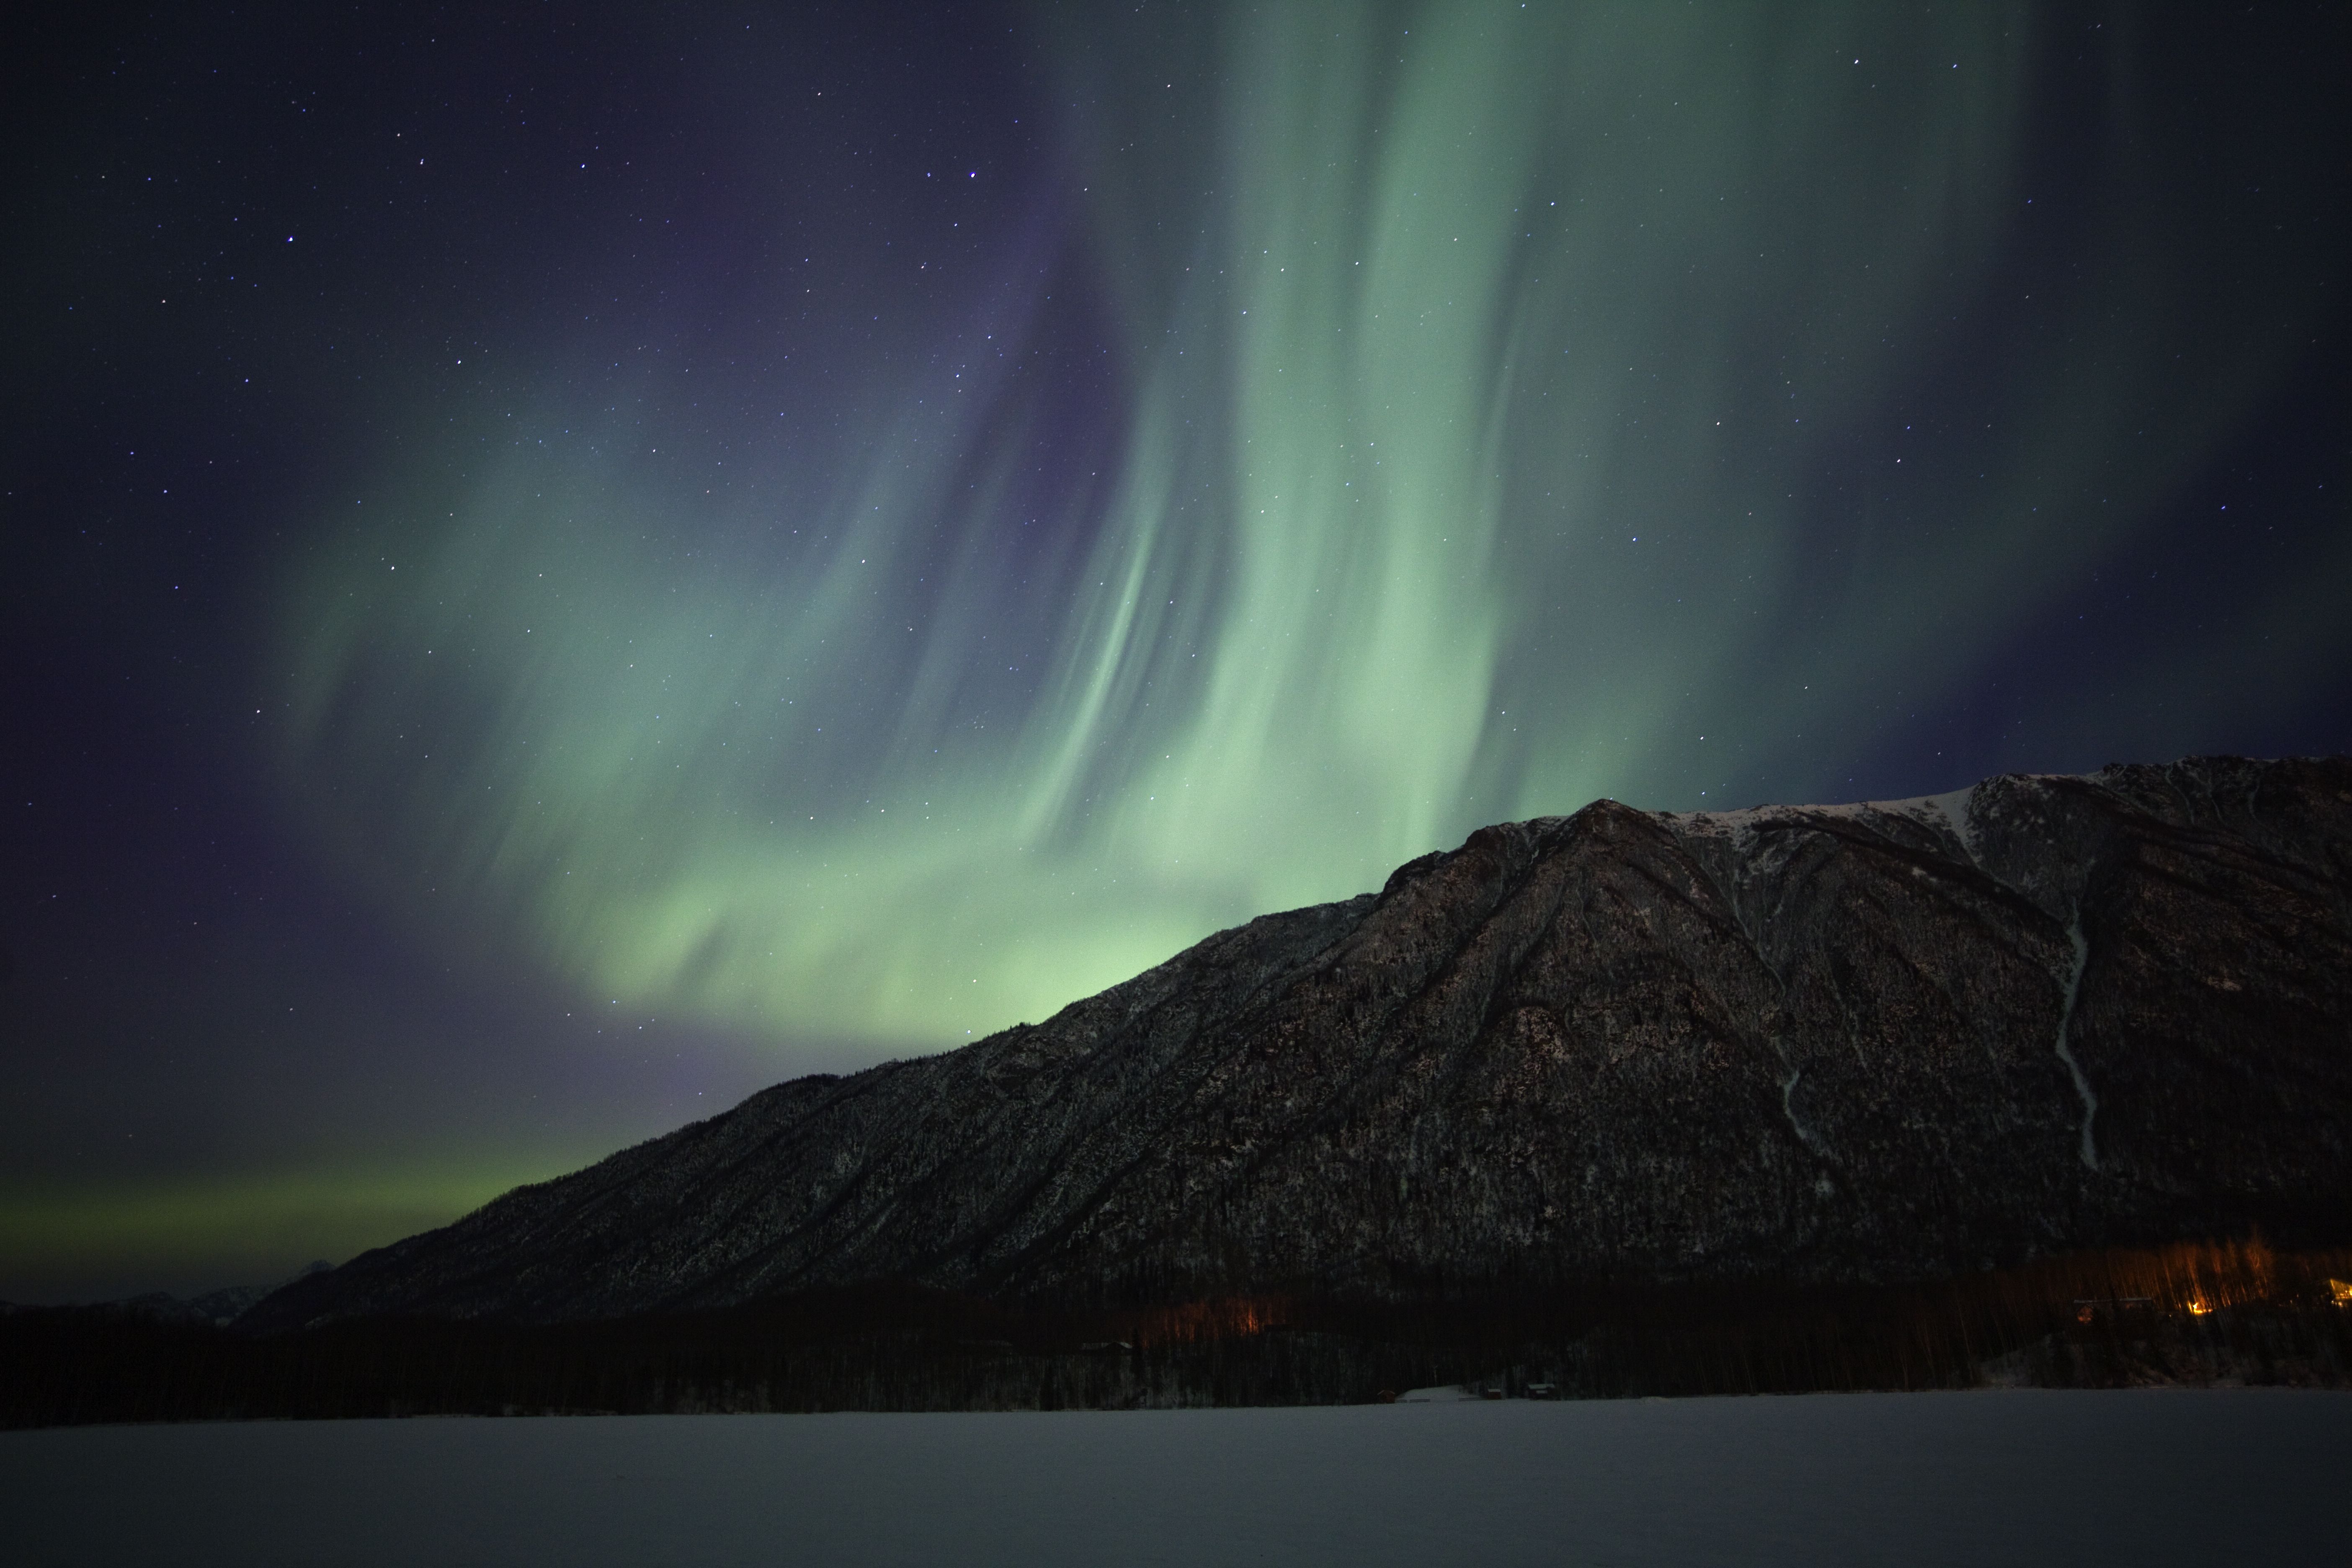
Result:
[0, 1166, 548, 1298]
[274, 4, 2312, 1059]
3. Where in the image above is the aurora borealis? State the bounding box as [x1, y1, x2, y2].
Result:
[4, 2, 2344, 1300]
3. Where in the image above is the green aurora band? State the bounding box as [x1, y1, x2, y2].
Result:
[275, 3, 2329, 1060]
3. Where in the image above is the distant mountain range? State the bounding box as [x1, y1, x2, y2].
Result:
[245, 756, 2352, 1334]
[37, 1263, 336, 1328]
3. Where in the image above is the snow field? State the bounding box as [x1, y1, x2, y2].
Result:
[4, 1388, 2346, 1566]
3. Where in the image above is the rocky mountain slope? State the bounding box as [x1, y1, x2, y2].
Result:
[246, 756, 2352, 1331]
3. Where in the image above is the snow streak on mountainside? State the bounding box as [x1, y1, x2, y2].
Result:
[248, 757, 2352, 1330]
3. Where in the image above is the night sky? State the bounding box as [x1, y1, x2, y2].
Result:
[3, 3, 2344, 1302]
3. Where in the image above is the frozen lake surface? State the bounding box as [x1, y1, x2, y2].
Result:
[6, 1389, 2346, 1565]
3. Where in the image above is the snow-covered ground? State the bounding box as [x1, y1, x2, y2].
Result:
[5, 1390, 2345, 1565]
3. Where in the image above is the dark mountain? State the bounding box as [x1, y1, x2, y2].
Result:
[245, 756, 2352, 1333]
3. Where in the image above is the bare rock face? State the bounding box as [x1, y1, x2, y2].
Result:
[246, 756, 2352, 1329]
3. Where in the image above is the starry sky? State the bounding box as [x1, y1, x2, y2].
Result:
[3, 2, 2344, 1302]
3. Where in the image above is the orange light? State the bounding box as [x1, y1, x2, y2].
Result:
[2186, 1297, 2213, 1316]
